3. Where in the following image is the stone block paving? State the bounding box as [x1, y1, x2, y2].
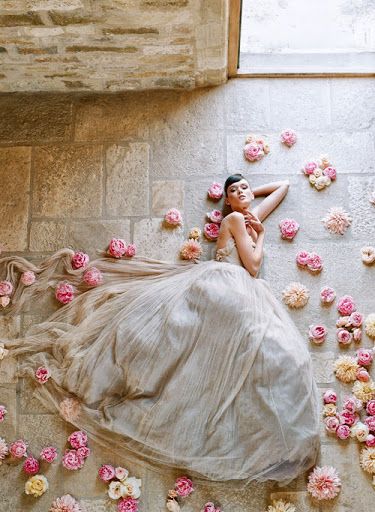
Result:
[0, 77, 374, 510]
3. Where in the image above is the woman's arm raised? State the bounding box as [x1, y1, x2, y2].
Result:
[228, 212, 264, 278]
[251, 180, 289, 222]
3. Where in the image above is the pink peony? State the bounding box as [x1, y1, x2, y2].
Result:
[21, 271, 36, 286]
[323, 389, 337, 404]
[357, 349, 373, 366]
[117, 497, 138, 512]
[356, 367, 370, 382]
[309, 324, 327, 344]
[68, 431, 88, 449]
[0, 280, 13, 296]
[307, 466, 341, 500]
[164, 208, 183, 226]
[343, 395, 362, 413]
[0, 404, 7, 422]
[303, 161, 319, 175]
[23, 456, 40, 475]
[365, 416, 375, 432]
[280, 129, 297, 147]
[77, 446, 90, 459]
[0, 437, 9, 462]
[83, 267, 103, 287]
[320, 286, 336, 304]
[35, 366, 51, 384]
[243, 142, 264, 162]
[50, 494, 82, 512]
[98, 464, 116, 482]
[337, 295, 356, 315]
[336, 328, 352, 345]
[323, 166, 337, 180]
[325, 416, 340, 433]
[175, 476, 194, 497]
[306, 252, 323, 272]
[180, 239, 203, 260]
[336, 424, 351, 440]
[10, 439, 28, 458]
[349, 312, 363, 327]
[206, 209, 223, 224]
[202, 503, 221, 512]
[366, 400, 375, 416]
[55, 282, 75, 304]
[108, 238, 127, 258]
[279, 218, 299, 240]
[40, 446, 58, 463]
[125, 244, 137, 257]
[353, 328, 362, 342]
[62, 449, 84, 471]
[71, 251, 89, 270]
[204, 223, 220, 241]
[296, 250, 310, 266]
[59, 398, 81, 423]
[207, 182, 223, 200]
[339, 410, 358, 426]
[365, 434, 375, 447]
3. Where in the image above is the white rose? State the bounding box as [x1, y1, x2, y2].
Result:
[108, 481, 126, 500]
[309, 174, 317, 185]
[122, 476, 142, 499]
[313, 168, 323, 178]
[351, 422, 369, 442]
[115, 466, 129, 481]
[315, 176, 327, 190]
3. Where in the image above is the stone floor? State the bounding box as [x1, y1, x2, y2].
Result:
[0, 77, 375, 511]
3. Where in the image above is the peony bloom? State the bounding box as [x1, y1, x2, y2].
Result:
[77, 446, 90, 459]
[323, 389, 337, 404]
[0, 437, 9, 463]
[321, 207, 352, 235]
[343, 395, 362, 413]
[62, 449, 84, 471]
[308, 324, 327, 344]
[175, 476, 194, 497]
[336, 424, 351, 440]
[307, 466, 341, 500]
[325, 416, 340, 433]
[98, 464, 116, 482]
[40, 446, 58, 464]
[108, 238, 127, 258]
[206, 209, 223, 224]
[279, 219, 299, 240]
[306, 252, 323, 272]
[295, 250, 310, 267]
[323, 166, 337, 180]
[359, 447, 375, 474]
[339, 410, 358, 427]
[367, 400, 375, 416]
[337, 295, 356, 316]
[0, 404, 7, 422]
[50, 494, 82, 512]
[349, 311, 363, 327]
[122, 476, 142, 499]
[68, 431, 88, 449]
[357, 348, 373, 366]
[115, 467, 129, 481]
[243, 142, 264, 162]
[336, 328, 352, 345]
[83, 267, 103, 287]
[320, 286, 336, 304]
[59, 398, 81, 423]
[188, 227, 201, 240]
[108, 480, 126, 500]
[10, 439, 28, 458]
[25, 474, 48, 498]
[365, 416, 375, 432]
[303, 161, 319, 175]
[353, 380, 375, 402]
[55, 282, 75, 305]
[280, 129, 297, 148]
[71, 252, 89, 270]
[357, 367, 370, 382]
[180, 239, 203, 261]
[361, 246, 375, 265]
[23, 456, 40, 475]
[0, 280, 13, 296]
[117, 497, 139, 512]
[21, 271, 36, 286]
[365, 313, 375, 338]
[267, 500, 296, 512]
[125, 244, 136, 257]
[281, 282, 309, 308]
[204, 223, 220, 241]
[334, 355, 359, 383]
[353, 328, 362, 342]
[164, 208, 183, 226]
[351, 422, 370, 442]
[35, 366, 51, 384]
[201, 502, 222, 512]
[366, 435, 375, 447]
[0, 296, 10, 308]
[0, 343, 9, 360]
[207, 182, 223, 200]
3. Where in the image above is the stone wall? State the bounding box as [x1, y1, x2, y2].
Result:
[0, 0, 228, 92]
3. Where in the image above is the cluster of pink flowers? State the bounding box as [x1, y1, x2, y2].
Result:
[279, 218, 299, 240]
[204, 208, 223, 242]
[8, 438, 57, 479]
[164, 208, 183, 227]
[71, 251, 89, 270]
[280, 129, 297, 147]
[335, 296, 363, 345]
[296, 250, 323, 272]
[0, 404, 7, 422]
[98, 463, 142, 511]
[302, 155, 337, 191]
[308, 325, 327, 345]
[166, 476, 194, 510]
[320, 286, 336, 304]
[243, 134, 270, 162]
[35, 366, 51, 384]
[0, 280, 13, 308]
[207, 182, 223, 200]
[62, 431, 90, 471]
[108, 238, 137, 258]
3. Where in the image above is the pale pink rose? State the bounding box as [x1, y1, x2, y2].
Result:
[336, 328, 352, 345]
[202, 502, 221, 512]
[55, 282, 75, 304]
[115, 466, 129, 481]
[50, 494, 82, 512]
[71, 251, 89, 270]
[280, 129, 297, 147]
[343, 395, 362, 413]
[0, 404, 7, 422]
[117, 497, 139, 512]
[108, 238, 127, 258]
[207, 182, 223, 200]
[339, 410, 358, 426]
[243, 142, 264, 162]
[320, 286, 336, 304]
[68, 431, 88, 449]
[0, 280, 13, 296]
[164, 208, 182, 226]
[23, 456, 40, 475]
[356, 367, 370, 382]
[98, 464, 116, 482]
[125, 243, 137, 257]
[336, 316, 351, 328]
[83, 267, 103, 287]
[357, 348, 373, 366]
[296, 250, 310, 266]
[206, 210, 223, 224]
[349, 312, 363, 327]
[40, 446, 58, 463]
[307, 252, 323, 272]
[365, 416, 375, 432]
[309, 324, 327, 344]
[366, 400, 375, 416]
[0, 296, 10, 308]
[353, 328, 362, 342]
[10, 439, 28, 458]
[175, 476, 194, 497]
[337, 295, 356, 315]
[303, 161, 319, 175]
[62, 449, 84, 471]
[336, 424, 351, 440]
[203, 223, 220, 241]
[279, 218, 299, 240]
[365, 434, 375, 447]
[77, 446, 90, 459]
[323, 166, 337, 180]
[59, 398, 81, 423]
[325, 416, 340, 433]
[35, 366, 51, 384]
[323, 389, 337, 404]
[21, 271, 36, 286]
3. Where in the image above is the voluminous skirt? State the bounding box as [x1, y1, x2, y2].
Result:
[0, 251, 320, 487]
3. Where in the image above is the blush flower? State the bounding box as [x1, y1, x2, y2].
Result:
[279, 219, 299, 240]
[323, 404, 337, 416]
[71, 251, 89, 270]
[0, 405, 7, 422]
[306, 253, 323, 272]
[307, 466, 341, 500]
[50, 494, 82, 512]
[321, 207, 352, 235]
[357, 367, 370, 382]
[204, 223, 220, 241]
[115, 467, 129, 481]
[59, 398, 81, 423]
[35, 366, 51, 384]
[359, 447, 375, 474]
[365, 313, 375, 338]
[243, 142, 264, 162]
[295, 251, 310, 267]
[308, 324, 327, 344]
[351, 421, 370, 442]
[83, 267, 103, 287]
[180, 239, 202, 260]
[206, 209, 223, 224]
[323, 166, 337, 180]
[10, 439, 28, 458]
[361, 246, 375, 265]
[318, 155, 331, 169]
[77, 446, 90, 459]
[40, 446, 58, 463]
[125, 244, 137, 257]
[55, 282, 75, 305]
[98, 464, 116, 482]
[367, 400, 375, 416]
[336, 328, 352, 345]
[0, 296, 10, 308]
[357, 348, 373, 366]
[207, 182, 223, 200]
[366, 435, 375, 447]
[164, 208, 182, 227]
[21, 271, 36, 286]
[325, 416, 340, 433]
[0, 280, 13, 296]
[117, 497, 139, 512]
[302, 161, 319, 175]
[336, 424, 351, 440]
[282, 282, 309, 308]
[188, 227, 201, 240]
[62, 449, 84, 471]
[108, 238, 127, 258]
[23, 456, 40, 475]
[25, 474, 48, 498]
[320, 286, 336, 304]
[349, 312, 363, 327]
[108, 480, 126, 500]
[280, 129, 297, 147]
[323, 389, 337, 404]
[337, 295, 356, 316]
[175, 476, 194, 497]
[352, 381, 375, 402]
[0, 437, 9, 463]
[68, 431, 88, 449]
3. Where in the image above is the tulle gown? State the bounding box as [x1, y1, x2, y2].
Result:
[0, 236, 320, 487]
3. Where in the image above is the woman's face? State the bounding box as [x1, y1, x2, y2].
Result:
[225, 179, 254, 211]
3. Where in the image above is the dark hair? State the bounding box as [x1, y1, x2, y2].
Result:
[224, 173, 248, 196]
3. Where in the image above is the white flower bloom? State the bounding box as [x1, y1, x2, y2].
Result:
[108, 481, 126, 500]
[122, 476, 142, 499]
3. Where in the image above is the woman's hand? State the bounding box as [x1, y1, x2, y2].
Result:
[243, 210, 265, 235]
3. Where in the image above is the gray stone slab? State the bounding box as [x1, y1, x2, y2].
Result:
[134, 218, 185, 262]
[330, 78, 375, 130]
[224, 78, 270, 130]
[152, 180, 185, 216]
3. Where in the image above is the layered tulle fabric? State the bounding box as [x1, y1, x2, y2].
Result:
[0, 240, 320, 488]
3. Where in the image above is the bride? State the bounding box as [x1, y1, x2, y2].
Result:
[0, 173, 320, 488]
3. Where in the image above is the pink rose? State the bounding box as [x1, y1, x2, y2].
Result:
[309, 324, 327, 344]
[357, 367, 370, 382]
[125, 243, 137, 257]
[0, 280, 13, 296]
[98, 464, 115, 482]
[349, 312, 363, 327]
[336, 424, 351, 440]
[117, 497, 139, 512]
[206, 209, 223, 224]
[108, 238, 127, 258]
[303, 161, 318, 175]
[323, 166, 337, 180]
[336, 316, 350, 328]
[366, 434, 375, 447]
[68, 430, 88, 449]
[279, 218, 299, 240]
[77, 446, 90, 459]
[365, 416, 375, 432]
[35, 366, 51, 384]
[353, 328, 362, 342]
[325, 416, 340, 433]
[175, 476, 194, 497]
[21, 271, 36, 286]
[115, 467, 129, 481]
[204, 223, 220, 241]
[296, 250, 310, 266]
[323, 389, 337, 404]
[164, 208, 182, 226]
[337, 295, 356, 315]
[207, 182, 223, 200]
[62, 449, 84, 471]
[306, 252, 323, 272]
[343, 396, 362, 413]
[83, 267, 103, 287]
[339, 410, 358, 426]
[71, 251, 89, 270]
[366, 400, 375, 416]
[357, 348, 373, 366]
[40, 446, 58, 463]
[320, 286, 336, 304]
[55, 282, 75, 304]
[0, 405, 7, 422]
[336, 328, 352, 345]
[23, 456, 40, 475]
[10, 439, 28, 458]
[244, 142, 264, 162]
[280, 129, 297, 147]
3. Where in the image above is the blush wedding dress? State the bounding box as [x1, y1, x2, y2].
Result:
[0, 235, 320, 487]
